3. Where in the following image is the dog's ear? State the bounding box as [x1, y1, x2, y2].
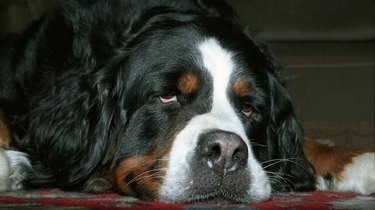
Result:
[266, 72, 316, 192]
[10, 5, 127, 190]
[257, 43, 316, 192]
[20, 65, 125, 190]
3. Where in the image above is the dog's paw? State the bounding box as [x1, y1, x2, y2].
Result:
[335, 152, 375, 194]
[316, 152, 375, 195]
[83, 175, 114, 193]
[0, 149, 30, 191]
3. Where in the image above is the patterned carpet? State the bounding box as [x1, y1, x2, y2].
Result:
[0, 189, 374, 209]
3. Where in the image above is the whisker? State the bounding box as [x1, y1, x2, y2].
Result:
[135, 171, 166, 186]
[267, 171, 294, 184]
[267, 171, 293, 192]
[262, 158, 306, 170]
[123, 158, 169, 188]
[248, 139, 267, 148]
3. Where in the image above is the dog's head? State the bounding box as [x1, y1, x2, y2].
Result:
[93, 20, 315, 202]
[15, 0, 315, 204]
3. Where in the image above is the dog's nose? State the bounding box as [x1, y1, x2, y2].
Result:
[198, 130, 248, 174]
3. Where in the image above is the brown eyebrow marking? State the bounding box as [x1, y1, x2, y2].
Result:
[177, 72, 199, 94]
[233, 79, 251, 97]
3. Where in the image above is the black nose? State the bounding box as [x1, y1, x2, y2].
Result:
[197, 130, 248, 174]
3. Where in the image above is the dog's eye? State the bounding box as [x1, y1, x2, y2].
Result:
[241, 104, 253, 117]
[159, 95, 178, 104]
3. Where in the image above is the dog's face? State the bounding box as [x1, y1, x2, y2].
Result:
[102, 21, 306, 203]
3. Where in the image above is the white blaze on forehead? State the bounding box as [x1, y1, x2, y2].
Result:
[158, 38, 270, 202]
[199, 39, 236, 118]
[198, 38, 247, 143]
[199, 38, 233, 102]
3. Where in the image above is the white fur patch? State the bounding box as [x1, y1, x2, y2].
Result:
[316, 152, 375, 195]
[158, 38, 271, 202]
[0, 149, 30, 191]
[336, 152, 375, 194]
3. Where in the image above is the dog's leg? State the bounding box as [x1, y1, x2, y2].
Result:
[304, 138, 375, 194]
[82, 173, 115, 193]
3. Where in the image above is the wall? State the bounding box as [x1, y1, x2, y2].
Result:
[228, 0, 374, 149]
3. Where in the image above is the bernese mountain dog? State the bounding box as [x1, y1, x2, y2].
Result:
[0, 0, 373, 203]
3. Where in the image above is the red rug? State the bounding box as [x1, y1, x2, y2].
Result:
[0, 189, 374, 209]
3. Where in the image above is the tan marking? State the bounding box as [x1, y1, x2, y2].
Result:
[177, 72, 199, 94]
[114, 155, 165, 198]
[106, 121, 186, 198]
[0, 109, 11, 148]
[303, 138, 365, 181]
[233, 79, 250, 97]
[110, 141, 173, 199]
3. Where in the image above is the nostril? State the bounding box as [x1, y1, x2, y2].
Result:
[201, 142, 221, 158]
[211, 144, 221, 159]
[233, 147, 247, 162]
[233, 149, 241, 160]
[203, 141, 225, 170]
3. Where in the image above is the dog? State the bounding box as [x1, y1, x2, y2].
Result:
[0, 0, 373, 203]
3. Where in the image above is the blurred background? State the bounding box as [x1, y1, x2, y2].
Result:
[1, 0, 374, 149]
[227, 0, 374, 149]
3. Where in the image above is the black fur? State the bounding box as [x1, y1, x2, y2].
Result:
[0, 0, 315, 200]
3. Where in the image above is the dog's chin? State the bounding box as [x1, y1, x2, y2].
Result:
[158, 192, 250, 204]
[188, 197, 238, 204]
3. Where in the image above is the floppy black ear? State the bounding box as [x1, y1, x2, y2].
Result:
[248, 36, 316, 192]
[9, 3, 127, 190]
[18, 65, 124, 190]
[265, 71, 316, 192]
